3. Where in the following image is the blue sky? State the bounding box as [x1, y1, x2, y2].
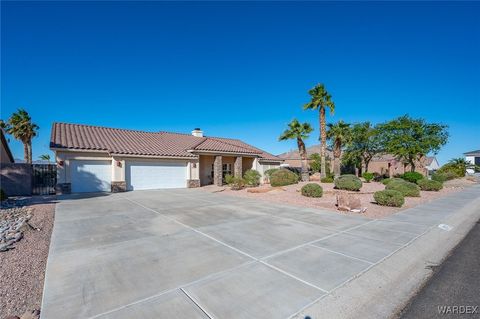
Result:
[1, 1, 479, 164]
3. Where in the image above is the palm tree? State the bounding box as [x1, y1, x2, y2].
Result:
[326, 120, 351, 177]
[279, 119, 313, 181]
[1, 109, 39, 163]
[303, 84, 335, 178]
[39, 154, 51, 162]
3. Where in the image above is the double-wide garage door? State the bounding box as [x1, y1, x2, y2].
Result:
[70, 160, 187, 193]
[126, 161, 187, 190]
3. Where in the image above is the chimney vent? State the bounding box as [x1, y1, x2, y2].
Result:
[192, 128, 203, 137]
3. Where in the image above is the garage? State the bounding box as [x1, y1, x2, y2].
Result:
[126, 161, 187, 190]
[70, 160, 112, 193]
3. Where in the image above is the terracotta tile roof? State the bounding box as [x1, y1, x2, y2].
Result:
[50, 123, 282, 161]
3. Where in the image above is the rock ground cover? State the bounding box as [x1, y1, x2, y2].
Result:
[0, 199, 56, 319]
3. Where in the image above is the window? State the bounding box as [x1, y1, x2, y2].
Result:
[223, 163, 232, 176]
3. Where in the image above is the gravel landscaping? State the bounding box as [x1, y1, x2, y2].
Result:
[0, 198, 56, 319]
[209, 177, 477, 219]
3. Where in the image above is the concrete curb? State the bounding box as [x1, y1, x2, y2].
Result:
[295, 193, 480, 319]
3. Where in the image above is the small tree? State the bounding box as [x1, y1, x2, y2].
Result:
[310, 153, 321, 173]
[376, 115, 448, 172]
[279, 119, 313, 181]
[343, 122, 383, 174]
[1, 109, 39, 163]
[303, 83, 335, 178]
[326, 120, 351, 177]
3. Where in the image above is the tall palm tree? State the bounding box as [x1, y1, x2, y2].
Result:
[303, 83, 335, 178]
[326, 120, 351, 177]
[1, 109, 39, 163]
[279, 119, 313, 181]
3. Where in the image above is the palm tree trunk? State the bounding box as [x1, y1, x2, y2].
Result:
[27, 141, 33, 164]
[320, 108, 326, 178]
[297, 138, 309, 182]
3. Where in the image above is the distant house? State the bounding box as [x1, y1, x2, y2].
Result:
[367, 154, 438, 177]
[0, 129, 14, 164]
[277, 145, 333, 170]
[464, 149, 480, 172]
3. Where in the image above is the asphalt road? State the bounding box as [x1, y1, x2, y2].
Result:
[398, 219, 480, 318]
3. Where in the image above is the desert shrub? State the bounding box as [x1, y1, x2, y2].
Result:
[334, 174, 362, 191]
[225, 174, 235, 185]
[301, 183, 323, 198]
[401, 171, 424, 183]
[0, 189, 6, 201]
[264, 168, 279, 179]
[230, 177, 245, 190]
[431, 171, 457, 182]
[243, 169, 261, 187]
[270, 169, 299, 187]
[382, 178, 404, 185]
[417, 179, 443, 191]
[437, 162, 465, 178]
[385, 180, 420, 197]
[374, 190, 405, 207]
[362, 172, 374, 183]
[373, 173, 390, 182]
[321, 176, 334, 183]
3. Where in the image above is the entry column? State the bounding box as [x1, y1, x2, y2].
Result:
[234, 156, 243, 178]
[213, 155, 223, 186]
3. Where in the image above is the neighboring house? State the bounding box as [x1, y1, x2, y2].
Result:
[464, 149, 480, 167]
[0, 128, 14, 164]
[368, 154, 438, 177]
[50, 123, 282, 193]
[277, 145, 333, 169]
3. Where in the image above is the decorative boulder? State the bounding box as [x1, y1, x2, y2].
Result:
[336, 193, 362, 212]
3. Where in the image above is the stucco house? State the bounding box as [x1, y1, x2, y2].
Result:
[368, 154, 438, 177]
[464, 149, 480, 172]
[0, 128, 14, 164]
[50, 123, 282, 193]
[277, 145, 333, 170]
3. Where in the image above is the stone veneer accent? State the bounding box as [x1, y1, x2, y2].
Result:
[111, 181, 127, 193]
[187, 179, 200, 188]
[234, 157, 243, 178]
[213, 155, 223, 186]
[56, 183, 71, 195]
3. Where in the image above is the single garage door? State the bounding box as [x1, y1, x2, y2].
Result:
[71, 160, 112, 193]
[126, 161, 187, 190]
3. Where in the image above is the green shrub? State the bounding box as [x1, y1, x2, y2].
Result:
[401, 171, 424, 183]
[382, 178, 404, 185]
[334, 174, 363, 191]
[225, 174, 234, 185]
[321, 176, 334, 183]
[431, 171, 457, 182]
[362, 172, 374, 183]
[0, 189, 6, 201]
[385, 180, 420, 197]
[243, 169, 261, 187]
[374, 190, 405, 207]
[417, 179, 443, 191]
[270, 169, 299, 187]
[264, 168, 279, 179]
[230, 177, 245, 190]
[437, 162, 465, 178]
[301, 183, 323, 198]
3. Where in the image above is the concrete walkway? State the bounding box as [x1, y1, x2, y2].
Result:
[41, 185, 480, 319]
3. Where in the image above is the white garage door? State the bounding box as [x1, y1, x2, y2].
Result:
[126, 161, 187, 190]
[71, 160, 112, 193]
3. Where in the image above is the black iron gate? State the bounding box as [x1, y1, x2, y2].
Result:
[32, 164, 57, 195]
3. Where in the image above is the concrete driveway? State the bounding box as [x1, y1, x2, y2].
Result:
[41, 186, 480, 319]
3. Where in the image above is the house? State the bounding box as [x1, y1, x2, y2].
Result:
[277, 145, 333, 169]
[0, 128, 14, 164]
[464, 149, 480, 172]
[50, 123, 283, 193]
[368, 154, 438, 177]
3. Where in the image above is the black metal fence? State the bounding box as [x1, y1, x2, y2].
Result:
[32, 164, 57, 195]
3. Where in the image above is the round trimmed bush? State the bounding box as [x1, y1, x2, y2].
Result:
[431, 171, 457, 182]
[417, 179, 443, 191]
[374, 190, 405, 207]
[321, 176, 334, 183]
[385, 180, 420, 197]
[362, 172, 374, 183]
[301, 183, 323, 198]
[243, 169, 261, 187]
[382, 178, 404, 185]
[334, 174, 362, 191]
[270, 169, 299, 187]
[401, 172, 424, 183]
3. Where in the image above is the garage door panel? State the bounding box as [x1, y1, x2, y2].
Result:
[71, 160, 111, 193]
[126, 161, 187, 190]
